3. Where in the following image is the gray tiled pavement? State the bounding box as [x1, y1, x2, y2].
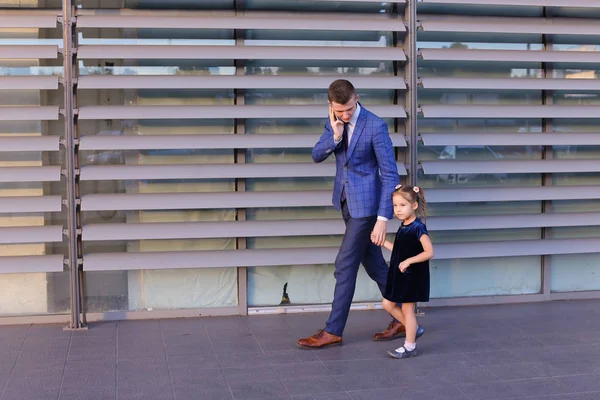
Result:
[1, 300, 600, 400]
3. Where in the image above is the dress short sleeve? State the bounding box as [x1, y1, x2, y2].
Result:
[414, 219, 429, 240]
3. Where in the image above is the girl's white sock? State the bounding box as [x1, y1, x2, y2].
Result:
[404, 341, 416, 351]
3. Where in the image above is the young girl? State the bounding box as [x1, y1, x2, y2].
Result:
[371, 184, 433, 359]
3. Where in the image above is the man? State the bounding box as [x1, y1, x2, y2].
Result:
[297, 79, 407, 349]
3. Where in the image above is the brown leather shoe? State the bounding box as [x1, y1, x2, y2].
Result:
[372, 320, 405, 341]
[297, 329, 342, 349]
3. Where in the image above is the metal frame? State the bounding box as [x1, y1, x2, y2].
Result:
[61, 0, 85, 330]
[234, 0, 248, 316]
[540, 5, 553, 301]
[405, 0, 418, 185]
[7, 0, 597, 326]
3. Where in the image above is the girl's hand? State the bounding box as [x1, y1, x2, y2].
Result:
[399, 260, 411, 272]
[370, 232, 378, 245]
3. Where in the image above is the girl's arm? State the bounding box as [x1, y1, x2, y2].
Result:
[406, 234, 434, 264]
[382, 240, 394, 252]
[398, 235, 434, 272]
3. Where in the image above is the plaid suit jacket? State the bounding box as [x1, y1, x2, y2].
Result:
[312, 105, 399, 219]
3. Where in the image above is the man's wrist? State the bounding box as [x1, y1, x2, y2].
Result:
[377, 216, 388, 222]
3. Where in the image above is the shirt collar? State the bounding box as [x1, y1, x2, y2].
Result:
[348, 102, 361, 127]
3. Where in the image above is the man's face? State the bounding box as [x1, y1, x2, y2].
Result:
[329, 95, 359, 123]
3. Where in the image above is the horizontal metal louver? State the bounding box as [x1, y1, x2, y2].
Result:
[0, 12, 58, 28]
[78, 45, 407, 61]
[77, 105, 407, 120]
[0, 196, 62, 214]
[298, 0, 405, 2]
[79, 133, 407, 150]
[0, 255, 65, 274]
[0, 136, 60, 152]
[0, 106, 60, 121]
[82, 237, 600, 271]
[0, 76, 59, 90]
[0, 45, 58, 59]
[81, 191, 333, 211]
[0, 226, 63, 245]
[420, 105, 600, 119]
[421, 133, 600, 146]
[83, 248, 340, 271]
[81, 185, 600, 212]
[78, 75, 407, 90]
[426, 186, 600, 203]
[82, 211, 600, 241]
[79, 163, 407, 181]
[419, 48, 600, 63]
[420, 16, 600, 36]
[435, 238, 600, 259]
[0, 166, 62, 183]
[77, 12, 405, 32]
[421, 160, 600, 175]
[420, 77, 600, 91]
[419, 0, 600, 7]
[429, 212, 600, 231]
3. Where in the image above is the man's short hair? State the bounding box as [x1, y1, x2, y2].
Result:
[328, 79, 356, 104]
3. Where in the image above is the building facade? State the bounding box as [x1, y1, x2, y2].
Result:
[1, 0, 600, 328]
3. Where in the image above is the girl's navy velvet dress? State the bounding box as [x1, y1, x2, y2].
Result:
[383, 218, 430, 303]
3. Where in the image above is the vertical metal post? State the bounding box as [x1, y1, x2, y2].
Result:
[62, 0, 85, 330]
[405, 0, 419, 186]
[392, 3, 401, 182]
[405, 0, 424, 316]
[234, 0, 248, 315]
[541, 7, 553, 301]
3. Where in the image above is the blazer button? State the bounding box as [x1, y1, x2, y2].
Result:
[344, 166, 348, 170]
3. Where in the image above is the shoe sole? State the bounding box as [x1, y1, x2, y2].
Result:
[387, 350, 418, 359]
[372, 332, 406, 342]
[296, 341, 342, 350]
[373, 327, 424, 342]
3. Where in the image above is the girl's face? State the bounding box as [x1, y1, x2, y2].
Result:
[393, 193, 418, 222]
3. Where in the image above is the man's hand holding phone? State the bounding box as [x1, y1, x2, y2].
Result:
[329, 105, 345, 142]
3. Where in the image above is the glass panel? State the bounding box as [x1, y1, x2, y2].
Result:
[78, 29, 239, 314]
[549, 225, 600, 293]
[431, 256, 541, 298]
[249, 264, 384, 307]
[78, 26, 235, 76]
[417, 15, 545, 297]
[549, 119, 600, 293]
[245, 114, 402, 307]
[244, 17, 403, 306]
[79, 119, 239, 312]
[0, 46, 69, 316]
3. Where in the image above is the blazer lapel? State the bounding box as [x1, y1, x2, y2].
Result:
[346, 104, 367, 161]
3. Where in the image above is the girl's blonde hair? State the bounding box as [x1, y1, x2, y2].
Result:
[392, 184, 427, 222]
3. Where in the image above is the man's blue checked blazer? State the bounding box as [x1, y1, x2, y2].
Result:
[312, 105, 399, 219]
